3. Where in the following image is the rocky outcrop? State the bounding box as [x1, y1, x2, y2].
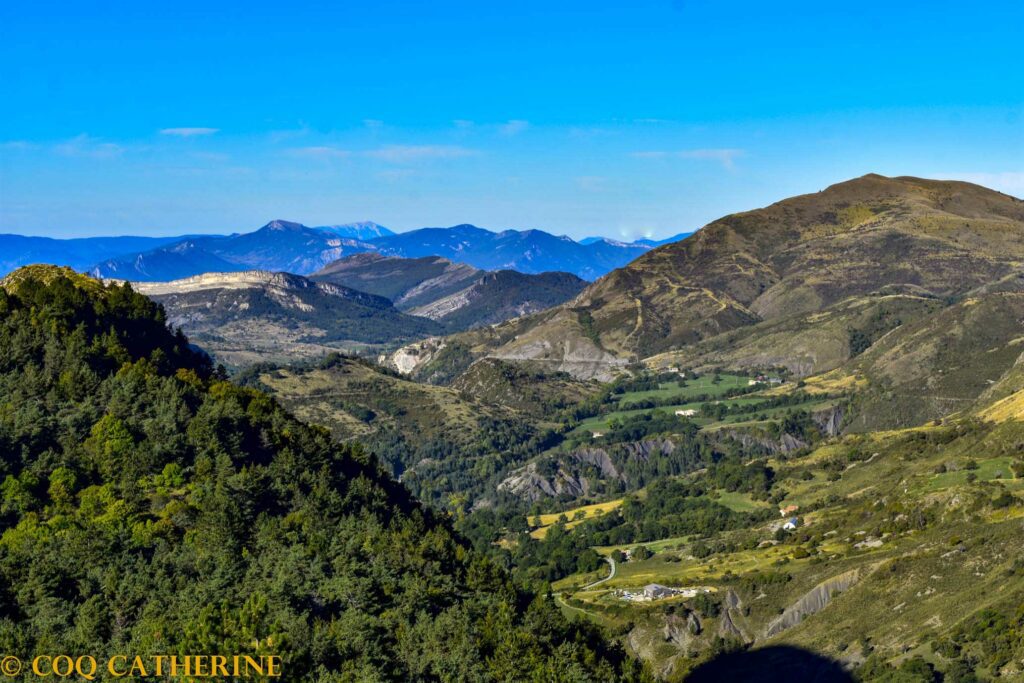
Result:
[764, 569, 861, 638]
[627, 624, 684, 680]
[686, 611, 702, 636]
[497, 447, 622, 501]
[131, 269, 296, 292]
[496, 439, 678, 500]
[497, 462, 590, 501]
[623, 438, 676, 461]
[385, 338, 448, 375]
[718, 589, 749, 641]
[572, 448, 620, 479]
[490, 337, 630, 381]
[662, 613, 697, 646]
[395, 261, 482, 307]
[718, 430, 809, 455]
[715, 406, 843, 454]
[813, 404, 845, 436]
[719, 608, 745, 640]
[408, 288, 476, 319]
[132, 270, 385, 306]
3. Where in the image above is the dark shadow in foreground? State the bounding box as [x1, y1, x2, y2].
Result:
[686, 645, 854, 683]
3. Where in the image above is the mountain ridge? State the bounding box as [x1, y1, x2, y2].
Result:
[370, 223, 653, 279]
[88, 221, 379, 280]
[45, 221, 668, 282]
[312, 253, 588, 331]
[393, 175, 1024, 381]
[131, 268, 443, 366]
[407, 269, 589, 329]
[312, 252, 485, 305]
[0, 233, 221, 274]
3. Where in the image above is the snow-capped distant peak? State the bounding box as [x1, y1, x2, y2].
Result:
[579, 236, 634, 247]
[315, 221, 395, 240]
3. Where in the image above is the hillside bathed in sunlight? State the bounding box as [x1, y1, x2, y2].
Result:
[2, 1, 1023, 681]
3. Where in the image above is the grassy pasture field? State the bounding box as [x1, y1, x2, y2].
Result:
[572, 396, 762, 433]
[609, 373, 751, 403]
[923, 455, 1018, 490]
[556, 538, 861, 595]
[571, 395, 835, 435]
[528, 498, 624, 539]
[712, 490, 771, 512]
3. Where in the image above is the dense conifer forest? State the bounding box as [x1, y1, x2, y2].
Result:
[0, 266, 650, 681]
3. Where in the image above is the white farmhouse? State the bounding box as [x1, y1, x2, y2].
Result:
[643, 584, 679, 600]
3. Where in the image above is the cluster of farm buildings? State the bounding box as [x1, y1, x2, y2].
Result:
[618, 584, 712, 602]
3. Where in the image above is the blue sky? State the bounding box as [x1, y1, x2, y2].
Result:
[1, 0, 1022, 240]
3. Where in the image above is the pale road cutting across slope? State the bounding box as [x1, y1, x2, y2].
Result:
[582, 556, 617, 590]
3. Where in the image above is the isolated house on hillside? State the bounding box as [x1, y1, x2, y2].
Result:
[674, 409, 697, 417]
[783, 517, 799, 531]
[779, 504, 799, 517]
[643, 584, 678, 600]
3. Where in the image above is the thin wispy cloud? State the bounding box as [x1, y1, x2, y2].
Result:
[453, 119, 475, 129]
[289, 146, 352, 159]
[632, 148, 744, 169]
[0, 140, 37, 150]
[159, 127, 219, 137]
[499, 119, 530, 136]
[365, 145, 478, 163]
[268, 124, 312, 143]
[54, 134, 123, 159]
[363, 119, 384, 130]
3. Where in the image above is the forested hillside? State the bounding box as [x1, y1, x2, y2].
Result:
[0, 266, 649, 681]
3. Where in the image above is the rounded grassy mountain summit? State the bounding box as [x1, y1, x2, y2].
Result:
[440, 175, 1024, 375]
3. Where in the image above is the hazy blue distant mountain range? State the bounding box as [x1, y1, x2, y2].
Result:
[0, 233, 216, 274]
[1, 221, 694, 281]
[88, 220, 378, 280]
[368, 224, 653, 280]
[89, 239, 244, 281]
[194, 219, 377, 275]
[579, 232, 693, 247]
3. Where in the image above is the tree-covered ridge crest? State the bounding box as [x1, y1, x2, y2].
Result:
[0, 266, 647, 681]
